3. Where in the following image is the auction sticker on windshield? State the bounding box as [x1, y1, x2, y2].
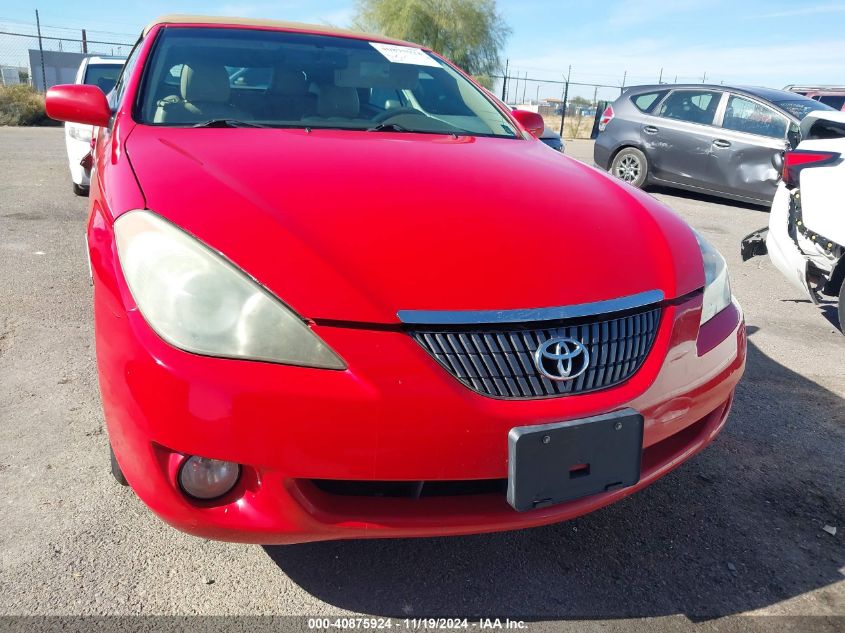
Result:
[369, 42, 440, 67]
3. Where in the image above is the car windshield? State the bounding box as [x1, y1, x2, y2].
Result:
[138, 27, 518, 138]
[770, 96, 835, 120]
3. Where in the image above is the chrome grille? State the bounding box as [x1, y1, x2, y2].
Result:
[411, 307, 661, 399]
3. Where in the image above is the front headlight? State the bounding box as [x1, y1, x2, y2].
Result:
[113, 210, 345, 369]
[695, 231, 732, 324]
[67, 125, 92, 142]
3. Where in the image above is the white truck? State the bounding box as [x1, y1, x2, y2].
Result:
[742, 110, 845, 331]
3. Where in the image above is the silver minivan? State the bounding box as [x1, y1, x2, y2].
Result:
[594, 84, 834, 205]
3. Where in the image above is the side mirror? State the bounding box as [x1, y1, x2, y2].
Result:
[511, 109, 545, 138]
[771, 151, 784, 173]
[45, 84, 111, 127]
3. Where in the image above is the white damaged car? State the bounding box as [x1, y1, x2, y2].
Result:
[742, 111, 845, 330]
[64, 55, 125, 195]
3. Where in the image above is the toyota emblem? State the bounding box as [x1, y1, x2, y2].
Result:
[533, 337, 590, 381]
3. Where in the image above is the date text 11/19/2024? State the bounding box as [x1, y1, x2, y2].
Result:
[306, 618, 528, 630]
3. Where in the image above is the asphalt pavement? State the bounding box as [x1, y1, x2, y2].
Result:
[0, 128, 842, 631]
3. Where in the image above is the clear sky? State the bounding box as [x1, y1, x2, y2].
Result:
[3, 0, 844, 100]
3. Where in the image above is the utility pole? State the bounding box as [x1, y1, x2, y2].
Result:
[658, 67, 663, 84]
[81, 29, 88, 53]
[35, 9, 46, 91]
[501, 59, 508, 102]
[557, 81, 565, 136]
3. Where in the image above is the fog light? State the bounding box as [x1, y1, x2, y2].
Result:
[178, 456, 240, 500]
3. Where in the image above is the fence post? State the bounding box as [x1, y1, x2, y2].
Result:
[35, 9, 46, 91]
[558, 65, 571, 137]
[82, 29, 88, 53]
[501, 59, 508, 102]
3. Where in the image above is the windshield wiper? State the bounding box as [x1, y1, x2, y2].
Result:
[366, 122, 412, 132]
[193, 119, 266, 128]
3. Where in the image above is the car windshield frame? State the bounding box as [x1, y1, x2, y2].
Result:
[135, 26, 520, 139]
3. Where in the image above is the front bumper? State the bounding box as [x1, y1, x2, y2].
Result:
[764, 184, 816, 300]
[90, 217, 746, 544]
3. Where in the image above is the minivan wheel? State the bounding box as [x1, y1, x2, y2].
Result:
[110, 445, 129, 486]
[610, 148, 648, 188]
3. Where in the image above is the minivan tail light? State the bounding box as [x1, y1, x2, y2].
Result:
[782, 150, 840, 187]
[598, 105, 615, 132]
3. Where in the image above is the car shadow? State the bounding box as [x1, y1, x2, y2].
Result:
[264, 333, 844, 619]
[779, 300, 840, 331]
[646, 184, 768, 212]
[819, 305, 842, 331]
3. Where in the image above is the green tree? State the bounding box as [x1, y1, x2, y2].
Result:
[353, 0, 510, 85]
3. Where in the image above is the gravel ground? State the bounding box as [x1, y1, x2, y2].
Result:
[0, 129, 842, 631]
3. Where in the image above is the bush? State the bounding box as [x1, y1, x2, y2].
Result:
[541, 114, 592, 140]
[0, 85, 49, 126]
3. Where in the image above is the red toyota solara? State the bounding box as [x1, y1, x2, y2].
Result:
[46, 16, 746, 544]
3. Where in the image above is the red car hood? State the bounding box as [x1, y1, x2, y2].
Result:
[124, 126, 702, 324]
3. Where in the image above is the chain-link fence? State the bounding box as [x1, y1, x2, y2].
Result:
[0, 19, 134, 89]
[492, 72, 622, 140]
[491, 65, 727, 140]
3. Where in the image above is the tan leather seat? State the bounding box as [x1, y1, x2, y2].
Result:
[154, 62, 248, 124]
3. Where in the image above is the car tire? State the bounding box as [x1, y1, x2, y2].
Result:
[110, 445, 129, 486]
[839, 281, 845, 335]
[610, 147, 648, 188]
[72, 183, 89, 197]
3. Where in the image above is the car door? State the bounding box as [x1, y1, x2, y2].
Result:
[708, 93, 790, 202]
[646, 89, 725, 187]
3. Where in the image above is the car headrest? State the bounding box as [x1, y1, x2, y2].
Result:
[181, 62, 231, 103]
[270, 69, 308, 96]
[317, 85, 359, 118]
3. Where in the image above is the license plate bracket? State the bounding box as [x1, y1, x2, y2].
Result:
[507, 410, 643, 512]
